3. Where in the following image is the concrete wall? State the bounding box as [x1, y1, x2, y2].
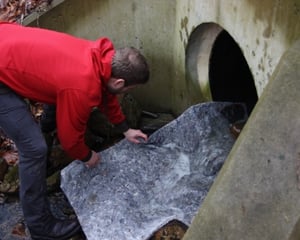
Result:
[173, 0, 300, 113]
[182, 37, 300, 240]
[29, 0, 300, 114]
[30, 0, 177, 113]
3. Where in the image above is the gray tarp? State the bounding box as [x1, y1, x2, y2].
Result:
[61, 102, 247, 240]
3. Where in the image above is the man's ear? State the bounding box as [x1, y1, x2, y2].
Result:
[110, 78, 125, 88]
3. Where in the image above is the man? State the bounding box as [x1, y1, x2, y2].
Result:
[0, 22, 149, 240]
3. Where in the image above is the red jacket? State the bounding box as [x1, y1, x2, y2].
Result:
[0, 22, 126, 160]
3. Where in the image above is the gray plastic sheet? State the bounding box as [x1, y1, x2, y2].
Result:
[61, 102, 247, 240]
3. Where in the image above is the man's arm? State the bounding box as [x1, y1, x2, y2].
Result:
[56, 89, 93, 161]
[100, 93, 148, 143]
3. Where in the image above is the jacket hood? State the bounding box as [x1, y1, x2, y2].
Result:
[91, 38, 115, 85]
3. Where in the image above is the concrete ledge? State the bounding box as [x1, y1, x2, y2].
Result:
[20, 0, 65, 26]
[183, 39, 300, 240]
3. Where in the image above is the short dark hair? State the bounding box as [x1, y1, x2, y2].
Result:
[111, 47, 150, 86]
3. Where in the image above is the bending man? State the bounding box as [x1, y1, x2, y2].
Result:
[0, 22, 149, 240]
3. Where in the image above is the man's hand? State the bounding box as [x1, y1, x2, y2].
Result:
[123, 128, 148, 144]
[85, 150, 100, 168]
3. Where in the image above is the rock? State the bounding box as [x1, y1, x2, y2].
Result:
[46, 170, 61, 193]
[0, 158, 8, 181]
[87, 93, 142, 136]
[229, 120, 246, 139]
[149, 220, 188, 240]
[0, 193, 7, 204]
[61, 102, 247, 240]
[120, 93, 142, 129]
[140, 112, 175, 135]
[0, 165, 19, 194]
[86, 93, 142, 150]
[86, 108, 114, 139]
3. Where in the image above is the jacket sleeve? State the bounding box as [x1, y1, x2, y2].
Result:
[56, 89, 92, 160]
[99, 91, 128, 126]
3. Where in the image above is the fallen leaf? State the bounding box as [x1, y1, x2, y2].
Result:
[11, 221, 27, 237]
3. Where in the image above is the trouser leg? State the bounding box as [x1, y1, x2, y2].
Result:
[40, 104, 57, 134]
[40, 104, 57, 171]
[0, 91, 50, 230]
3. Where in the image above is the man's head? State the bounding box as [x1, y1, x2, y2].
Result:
[107, 47, 149, 94]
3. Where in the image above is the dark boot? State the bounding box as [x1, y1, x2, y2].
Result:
[19, 141, 82, 240]
[29, 216, 82, 240]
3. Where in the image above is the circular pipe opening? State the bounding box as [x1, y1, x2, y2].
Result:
[209, 30, 258, 115]
[186, 23, 258, 115]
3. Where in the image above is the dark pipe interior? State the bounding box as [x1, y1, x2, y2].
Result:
[209, 30, 258, 115]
